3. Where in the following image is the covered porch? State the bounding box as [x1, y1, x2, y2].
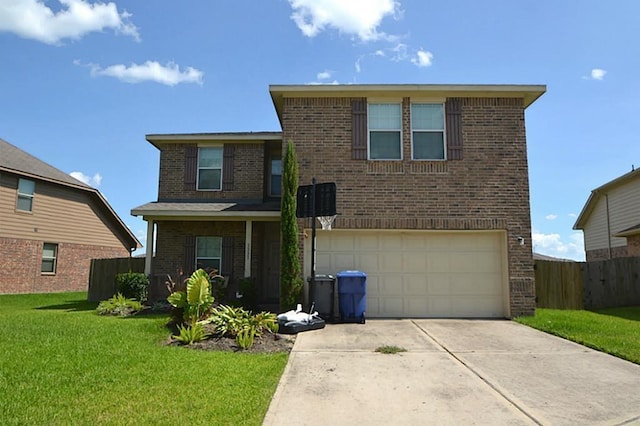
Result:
[131, 201, 281, 308]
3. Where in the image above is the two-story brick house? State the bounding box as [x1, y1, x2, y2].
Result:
[0, 138, 140, 294]
[133, 83, 545, 317]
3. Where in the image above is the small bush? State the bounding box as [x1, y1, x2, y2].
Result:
[204, 305, 279, 349]
[174, 323, 209, 345]
[115, 272, 149, 303]
[97, 293, 143, 316]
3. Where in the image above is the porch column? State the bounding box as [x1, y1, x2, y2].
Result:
[244, 220, 252, 277]
[144, 219, 154, 276]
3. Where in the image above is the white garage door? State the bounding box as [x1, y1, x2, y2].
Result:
[306, 230, 507, 318]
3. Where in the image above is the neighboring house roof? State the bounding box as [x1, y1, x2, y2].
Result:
[573, 167, 640, 230]
[145, 131, 282, 149]
[269, 83, 547, 124]
[131, 201, 281, 219]
[533, 252, 577, 262]
[0, 138, 141, 249]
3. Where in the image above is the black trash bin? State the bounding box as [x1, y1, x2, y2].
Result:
[307, 274, 336, 320]
[337, 270, 366, 323]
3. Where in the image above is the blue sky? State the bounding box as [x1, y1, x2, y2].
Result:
[1, 0, 639, 260]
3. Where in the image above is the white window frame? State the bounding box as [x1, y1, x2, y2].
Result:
[411, 103, 446, 161]
[367, 102, 403, 161]
[197, 147, 223, 191]
[41, 243, 58, 274]
[17, 178, 35, 212]
[195, 236, 222, 272]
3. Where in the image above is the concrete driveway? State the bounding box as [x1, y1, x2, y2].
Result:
[263, 320, 640, 425]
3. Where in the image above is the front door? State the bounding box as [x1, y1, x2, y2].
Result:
[261, 222, 281, 305]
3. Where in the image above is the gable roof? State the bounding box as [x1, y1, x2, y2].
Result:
[0, 138, 140, 249]
[0, 138, 91, 188]
[269, 83, 547, 124]
[573, 167, 640, 230]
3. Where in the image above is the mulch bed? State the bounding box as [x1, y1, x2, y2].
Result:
[165, 322, 296, 353]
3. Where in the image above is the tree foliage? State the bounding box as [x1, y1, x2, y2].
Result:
[280, 140, 304, 310]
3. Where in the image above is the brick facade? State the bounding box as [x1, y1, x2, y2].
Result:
[587, 238, 640, 261]
[158, 143, 265, 201]
[281, 96, 535, 316]
[151, 220, 276, 302]
[0, 237, 128, 294]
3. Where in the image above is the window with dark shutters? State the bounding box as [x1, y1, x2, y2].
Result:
[221, 237, 234, 279]
[351, 98, 367, 160]
[184, 146, 198, 191]
[445, 98, 463, 160]
[222, 145, 235, 191]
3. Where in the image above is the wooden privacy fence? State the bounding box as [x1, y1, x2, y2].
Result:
[583, 257, 640, 309]
[534, 260, 584, 309]
[87, 257, 145, 302]
[535, 257, 640, 310]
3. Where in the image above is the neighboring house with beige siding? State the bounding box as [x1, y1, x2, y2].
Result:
[134, 83, 546, 318]
[574, 168, 640, 261]
[0, 138, 140, 294]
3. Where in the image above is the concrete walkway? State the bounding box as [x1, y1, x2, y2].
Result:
[263, 320, 640, 425]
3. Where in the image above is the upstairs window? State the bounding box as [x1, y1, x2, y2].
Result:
[196, 236, 222, 271]
[42, 243, 58, 274]
[269, 158, 282, 197]
[368, 103, 402, 160]
[197, 147, 223, 190]
[17, 178, 35, 212]
[412, 103, 445, 160]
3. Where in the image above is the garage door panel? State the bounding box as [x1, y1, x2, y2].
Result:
[404, 275, 429, 296]
[313, 230, 506, 318]
[404, 253, 428, 272]
[357, 253, 381, 273]
[380, 252, 403, 272]
[427, 253, 452, 272]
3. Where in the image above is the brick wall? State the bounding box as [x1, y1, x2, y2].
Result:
[281, 96, 535, 316]
[0, 237, 128, 294]
[587, 242, 639, 261]
[158, 143, 265, 200]
[151, 220, 277, 303]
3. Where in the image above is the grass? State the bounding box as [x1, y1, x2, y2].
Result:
[515, 306, 640, 364]
[374, 345, 407, 354]
[0, 292, 289, 425]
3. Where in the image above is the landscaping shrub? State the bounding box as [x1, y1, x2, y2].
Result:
[115, 272, 149, 303]
[97, 293, 143, 316]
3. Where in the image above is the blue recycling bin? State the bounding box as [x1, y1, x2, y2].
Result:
[337, 270, 366, 323]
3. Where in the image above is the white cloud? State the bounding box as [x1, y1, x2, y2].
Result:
[288, 0, 399, 42]
[356, 44, 434, 72]
[411, 49, 433, 67]
[545, 214, 558, 220]
[568, 213, 577, 218]
[76, 60, 204, 86]
[583, 68, 607, 80]
[591, 68, 607, 80]
[317, 70, 332, 80]
[70, 171, 102, 187]
[0, 0, 139, 45]
[532, 230, 585, 261]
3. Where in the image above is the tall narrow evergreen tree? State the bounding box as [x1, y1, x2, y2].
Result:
[280, 140, 303, 310]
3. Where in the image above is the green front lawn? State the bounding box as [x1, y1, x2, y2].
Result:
[0, 292, 289, 425]
[516, 306, 640, 364]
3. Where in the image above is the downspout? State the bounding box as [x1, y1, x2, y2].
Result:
[605, 193, 612, 259]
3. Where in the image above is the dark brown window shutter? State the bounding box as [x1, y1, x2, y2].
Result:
[183, 235, 196, 275]
[222, 145, 235, 191]
[352, 98, 367, 160]
[446, 98, 463, 160]
[184, 145, 198, 190]
[221, 236, 234, 278]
